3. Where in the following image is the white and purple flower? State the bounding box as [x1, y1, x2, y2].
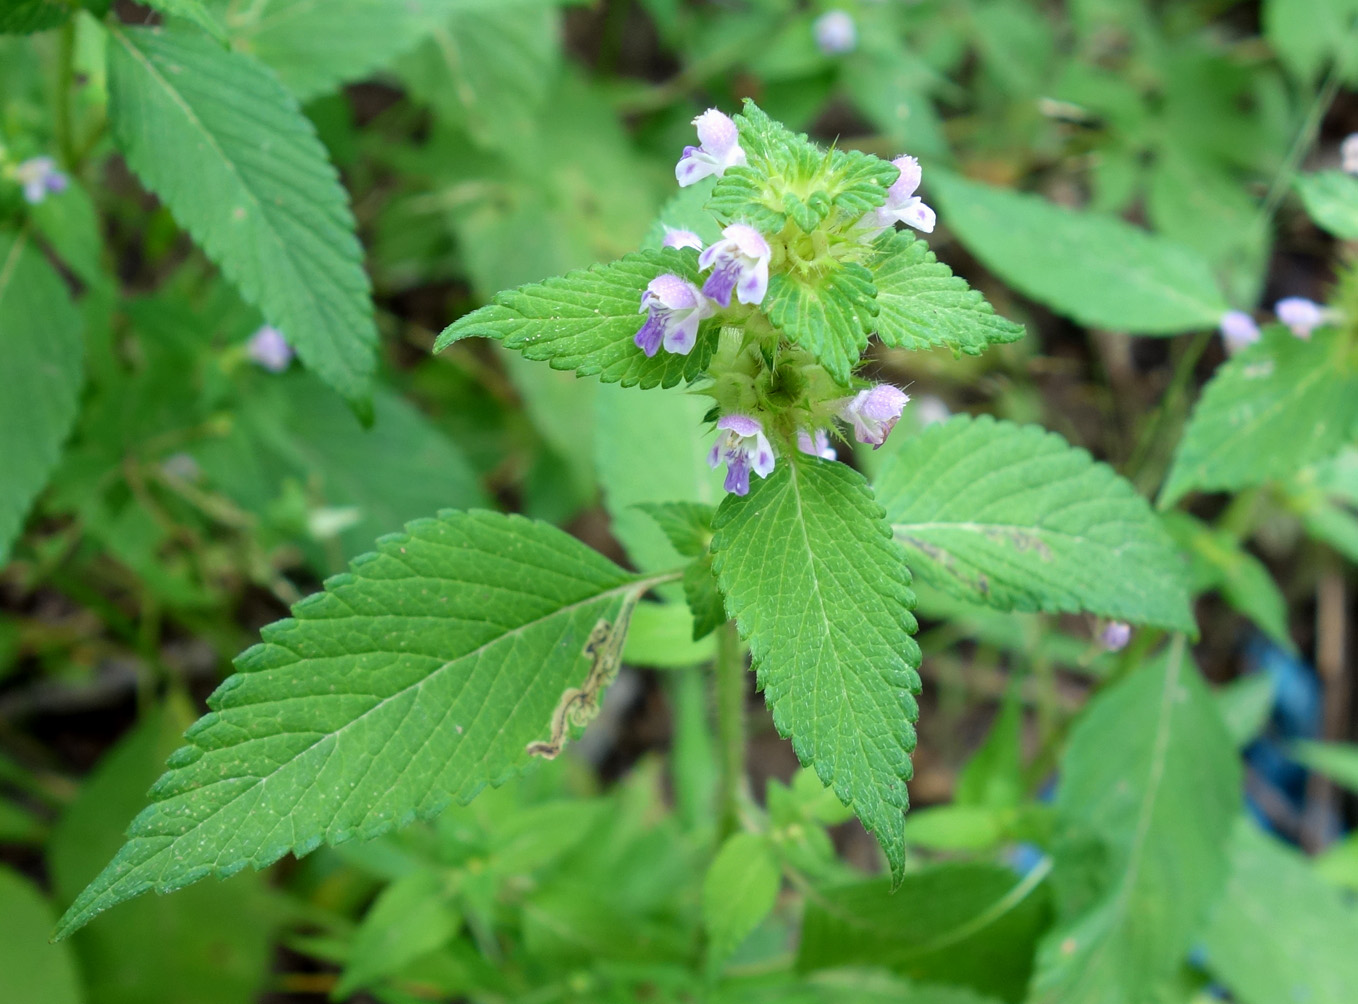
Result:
[708, 414, 776, 496]
[839, 384, 910, 448]
[1275, 297, 1331, 339]
[634, 274, 714, 357]
[858, 155, 936, 237]
[1100, 621, 1131, 652]
[797, 428, 838, 461]
[1218, 310, 1260, 353]
[1342, 133, 1358, 176]
[661, 227, 704, 252]
[246, 324, 294, 372]
[676, 109, 747, 187]
[698, 224, 771, 307]
[14, 156, 68, 205]
[813, 10, 857, 55]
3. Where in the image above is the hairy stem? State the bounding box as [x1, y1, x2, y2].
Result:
[714, 620, 747, 837]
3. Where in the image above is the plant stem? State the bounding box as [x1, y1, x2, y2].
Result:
[714, 620, 747, 837]
[55, 19, 77, 167]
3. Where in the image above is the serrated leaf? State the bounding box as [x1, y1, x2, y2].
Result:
[1030, 642, 1241, 1004]
[683, 558, 726, 641]
[710, 457, 921, 880]
[1161, 325, 1358, 506]
[1201, 818, 1358, 1004]
[435, 249, 714, 388]
[1295, 170, 1358, 240]
[797, 863, 1051, 1002]
[0, 0, 69, 34]
[764, 263, 877, 383]
[106, 25, 377, 411]
[635, 501, 714, 558]
[874, 415, 1195, 632]
[930, 172, 1229, 334]
[870, 231, 1025, 355]
[0, 231, 84, 566]
[702, 832, 781, 972]
[54, 510, 669, 939]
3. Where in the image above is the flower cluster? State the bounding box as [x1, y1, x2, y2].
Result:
[1217, 296, 1341, 353]
[640, 109, 929, 494]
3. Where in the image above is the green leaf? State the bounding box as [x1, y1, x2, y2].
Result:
[1030, 642, 1241, 1004]
[1214, 673, 1275, 749]
[1164, 512, 1292, 650]
[336, 871, 459, 997]
[0, 868, 83, 1004]
[797, 863, 1052, 1003]
[1264, 0, 1358, 82]
[232, 0, 440, 101]
[1161, 325, 1358, 506]
[1201, 818, 1358, 1004]
[624, 602, 715, 668]
[703, 832, 781, 972]
[870, 231, 1025, 356]
[874, 415, 1195, 632]
[683, 557, 727, 641]
[49, 700, 274, 1004]
[1295, 170, 1358, 240]
[106, 25, 377, 411]
[143, 0, 227, 43]
[30, 179, 105, 287]
[0, 0, 69, 34]
[763, 262, 877, 384]
[435, 249, 713, 388]
[711, 457, 921, 880]
[54, 511, 666, 939]
[635, 502, 715, 558]
[930, 172, 1229, 334]
[1291, 740, 1358, 793]
[0, 231, 84, 566]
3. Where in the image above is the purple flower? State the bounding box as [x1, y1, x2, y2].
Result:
[707, 414, 776, 496]
[661, 227, 704, 252]
[15, 156, 68, 205]
[1275, 297, 1330, 339]
[1100, 621, 1131, 652]
[247, 324, 294, 372]
[676, 109, 748, 187]
[1218, 310, 1260, 353]
[1342, 133, 1358, 176]
[858, 155, 935, 237]
[634, 274, 714, 357]
[839, 384, 909, 448]
[797, 429, 838, 461]
[698, 224, 771, 307]
[813, 10, 857, 54]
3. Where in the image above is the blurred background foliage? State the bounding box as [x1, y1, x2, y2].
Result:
[1, 0, 1357, 1002]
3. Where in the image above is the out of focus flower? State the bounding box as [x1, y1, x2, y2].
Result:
[797, 428, 837, 461]
[1101, 621, 1132, 652]
[247, 325, 294, 372]
[1274, 297, 1330, 339]
[1218, 310, 1260, 353]
[14, 156, 68, 204]
[699, 224, 771, 307]
[661, 228, 704, 251]
[676, 109, 747, 187]
[708, 415, 776, 496]
[634, 274, 713, 357]
[813, 10, 857, 55]
[839, 384, 910, 448]
[1341, 133, 1358, 175]
[913, 395, 951, 427]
